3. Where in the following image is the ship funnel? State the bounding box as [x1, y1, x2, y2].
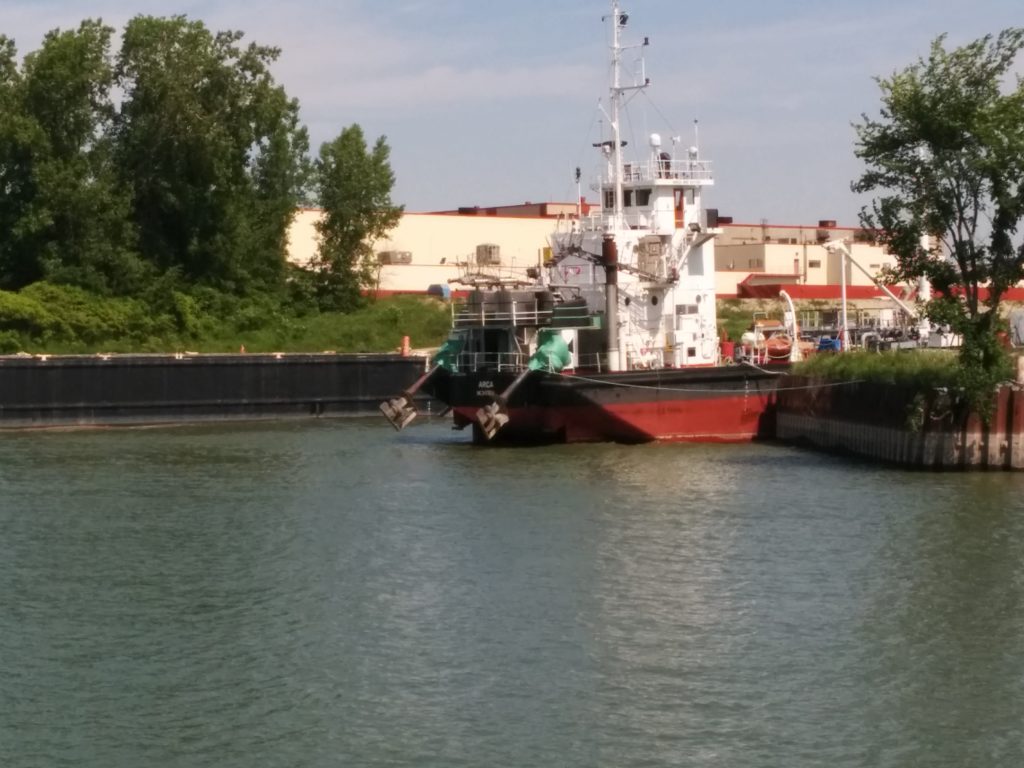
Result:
[602, 235, 622, 372]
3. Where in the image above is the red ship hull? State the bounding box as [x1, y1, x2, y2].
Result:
[430, 365, 783, 445]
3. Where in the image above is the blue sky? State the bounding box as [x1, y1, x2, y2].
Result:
[3, 0, 1023, 225]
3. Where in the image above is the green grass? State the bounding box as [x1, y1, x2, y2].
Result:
[0, 284, 453, 355]
[793, 348, 961, 388]
[187, 295, 452, 354]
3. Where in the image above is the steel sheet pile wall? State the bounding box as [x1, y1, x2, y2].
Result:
[776, 376, 1024, 470]
[0, 353, 428, 427]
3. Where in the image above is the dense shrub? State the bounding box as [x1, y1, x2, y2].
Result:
[795, 348, 962, 389]
[0, 283, 451, 355]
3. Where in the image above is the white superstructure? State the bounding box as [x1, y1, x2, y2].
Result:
[548, 2, 720, 371]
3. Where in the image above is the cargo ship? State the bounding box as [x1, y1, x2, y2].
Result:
[381, 1, 788, 444]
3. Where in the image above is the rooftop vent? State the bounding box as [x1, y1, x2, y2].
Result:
[378, 250, 412, 265]
[475, 243, 502, 266]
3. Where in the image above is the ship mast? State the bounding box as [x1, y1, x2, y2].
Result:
[604, 3, 647, 372]
[610, 2, 625, 230]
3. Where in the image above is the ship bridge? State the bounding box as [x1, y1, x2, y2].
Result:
[615, 157, 714, 186]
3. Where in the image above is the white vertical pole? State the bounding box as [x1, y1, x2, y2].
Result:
[840, 245, 851, 351]
[916, 146, 932, 345]
[917, 233, 932, 343]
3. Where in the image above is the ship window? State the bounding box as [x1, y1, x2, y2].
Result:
[808, 259, 821, 268]
[604, 191, 614, 209]
[676, 304, 699, 315]
[687, 347, 696, 358]
[685, 189, 695, 205]
[636, 189, 651, 206]
[651, 295, 659, 306]
[624, 190, 633, 207]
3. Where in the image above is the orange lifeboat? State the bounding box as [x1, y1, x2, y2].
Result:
[764, 333, 792, 359]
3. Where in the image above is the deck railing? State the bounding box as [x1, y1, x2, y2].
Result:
[619, 158, 713, 184]
[454, 351, 529, 372]
[451, 303, 555, 328]
[451, 350, 614, 374]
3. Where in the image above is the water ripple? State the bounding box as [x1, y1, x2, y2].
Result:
[2, 421, 1024, 766]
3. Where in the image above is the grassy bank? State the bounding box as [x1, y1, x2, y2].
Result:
[0, 284, 452, 355]
[793, 348, 961, 388]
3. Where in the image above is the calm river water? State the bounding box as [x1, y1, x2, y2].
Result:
[1, 418, 1023, 767]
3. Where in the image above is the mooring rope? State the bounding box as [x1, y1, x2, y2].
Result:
[555, 369, 865, 395]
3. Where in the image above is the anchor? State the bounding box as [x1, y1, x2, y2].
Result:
[475, 329, 573, 441]
[379, 364, 439, 431]
[475, 368, 532, 441]
[380, 335, 464, 431]
[475, 400, 510, 441]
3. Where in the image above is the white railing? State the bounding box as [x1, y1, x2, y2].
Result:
[619, 158, 714, 184]
[626, 345, 666, 370]
[577, 212, 606, 232]
[452, 303, 555, 328]
[455, 351, 529, 372]
[452, 350, 611, 374]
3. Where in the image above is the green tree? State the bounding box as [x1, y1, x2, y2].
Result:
[0, 23, 147, 294]
[21, 21, 146, 294]
[853, 29, 1024, 413]
[312, 125, 402, 311]
[0, 34, 43, 288]
[114, 16, 309, 294]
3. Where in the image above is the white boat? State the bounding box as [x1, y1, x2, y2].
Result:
[382, 2, 785, 444]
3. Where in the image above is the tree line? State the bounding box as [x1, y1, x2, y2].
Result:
[0, 17, 401, 311]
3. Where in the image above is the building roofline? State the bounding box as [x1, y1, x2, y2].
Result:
[723, 221, 862, 231]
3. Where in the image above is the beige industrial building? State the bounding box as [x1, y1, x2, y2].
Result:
[715, 221, 899, 299]
[287, 205, 901, 299]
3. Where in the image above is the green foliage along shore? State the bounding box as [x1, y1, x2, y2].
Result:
[794, 349, 962, 389]
[0, 284, 451, 355]
[0, 17, 404, 352]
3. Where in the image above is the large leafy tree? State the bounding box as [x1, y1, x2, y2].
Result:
[0, 35, 41, 288]
[312, 125, 402, 311]
[114, 16, 309, 294]
[853, 29, 1024, 408]
[19, 21, 145, 294]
